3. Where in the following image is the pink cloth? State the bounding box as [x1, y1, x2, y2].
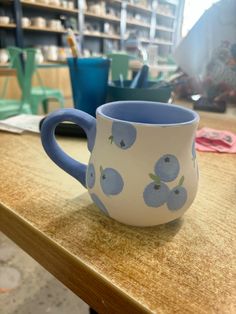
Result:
[196, 127, 236, 153]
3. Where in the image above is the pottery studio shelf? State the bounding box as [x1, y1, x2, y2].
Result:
[139, 37, 173, 45]
[22, 26, 67, 33]
[1, 0, 182, 58]
[154, 39, 173, 45]
[126, 19, 151, 29]
[20, 0, 79, 14]
[111, 0, 176, 19]
[139, 38, 152, 44]
[0, 23, 16, 29]
[156, 25, 174, 32]
[84, 31, 121, 40]
[84, 11, 120, 23]
[157, 11, 176, 19]
[126, 2, 153, 14]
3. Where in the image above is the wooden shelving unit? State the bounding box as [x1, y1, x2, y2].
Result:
[84, 11, 120, 23]
[112, 0, 123, 6]
[0, 23, 16, 29]
[156, 25, 174, 32]
[154, 39, 173, 46]
[156, 12, 176, 19]
[126, 19, 150, 29]
[126, 2, 153, 14]
[23, 26, 67, 34]
[139, 39, 172, 45]
[84, 31, 120, 40]
[1, 0, 183, 60]
[20, 0, 79, 14]
[139, 37, 173, 46]
[140, 38, 151, 43]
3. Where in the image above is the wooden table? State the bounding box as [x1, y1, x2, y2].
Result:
[0, 67, 16, 77]
[0, 62, 67, 76]
[0, 112, 235, 313]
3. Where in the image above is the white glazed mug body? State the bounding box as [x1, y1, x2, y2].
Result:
[41, 101, 199, 226]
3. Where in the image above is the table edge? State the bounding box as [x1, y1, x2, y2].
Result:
[0, 202, 151, 314]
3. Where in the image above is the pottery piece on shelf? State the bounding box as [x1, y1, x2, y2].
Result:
[31, 17, 46, 28]
[0, 49, 8, 64]
[0, 16, 10, 25]
[22, 17, 31, 27]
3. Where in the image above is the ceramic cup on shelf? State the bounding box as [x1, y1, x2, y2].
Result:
[0, 49, 8, 64]
[104, 22, 111, 34]
[37, 0, 49, 4]
[45, 45, 58, 61]
[35, 49, 44, 64]
[61, 0, 67, 8]
[57, 47, 67, 61]
[83, 49, 91, 57]
[49, 0, 60, 6]
[67, 1, 74, 9]
[0, 16, 10, 25]
[32, 17, 46, 28]
[22, 17, 31, 27]
[41, 101, 199, 227]
[88, 3, 102, 15]
[47, 19, 62, 30]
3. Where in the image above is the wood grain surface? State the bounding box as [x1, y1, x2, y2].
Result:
[0, 112, 235, 313]
[0, 67, 72, 99]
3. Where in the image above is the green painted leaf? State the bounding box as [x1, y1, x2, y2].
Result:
[149, 173, 156, 180]
[149, 173, 161, 184]
[108, 135, 113, 144]
[178, 175, 184, 186]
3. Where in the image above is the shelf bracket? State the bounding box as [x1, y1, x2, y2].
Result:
[78, 0, 84, 51]
[150, 0, 157, 42]
[120, 0, 127, 50]
[13, 0, 24, 48]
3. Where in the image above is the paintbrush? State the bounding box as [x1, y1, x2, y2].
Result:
[67, 28, 79, 58]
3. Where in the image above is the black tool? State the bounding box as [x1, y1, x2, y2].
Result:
[193, 96, 227, 113]
[130, 65, 149, 88]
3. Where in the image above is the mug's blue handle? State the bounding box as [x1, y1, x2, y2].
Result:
[40, 108, 96, 188]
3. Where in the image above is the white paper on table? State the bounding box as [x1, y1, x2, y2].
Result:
[0, 114, 44, 134]
[0, 124, 23, 134]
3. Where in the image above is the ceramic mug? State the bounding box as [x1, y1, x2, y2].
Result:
[35, 49, 44, 64]
[22, 17, 31, 27]
[0, 49, 8, 64]
[47, 19, 62, 30]
[41, 101, 199, 226]
[67, 1, 74, 9]
[32, 17, 46, 28]
[0, 16, 10, 25]
[45, 45, 58, 61]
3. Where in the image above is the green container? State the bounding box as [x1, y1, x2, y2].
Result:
[107, 80, 172, 103]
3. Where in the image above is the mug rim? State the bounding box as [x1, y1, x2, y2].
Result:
[96, 101, 199, 127]
[67, 57, 109, 64]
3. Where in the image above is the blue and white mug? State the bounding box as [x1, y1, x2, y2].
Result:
[40, 101, 199, 226]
